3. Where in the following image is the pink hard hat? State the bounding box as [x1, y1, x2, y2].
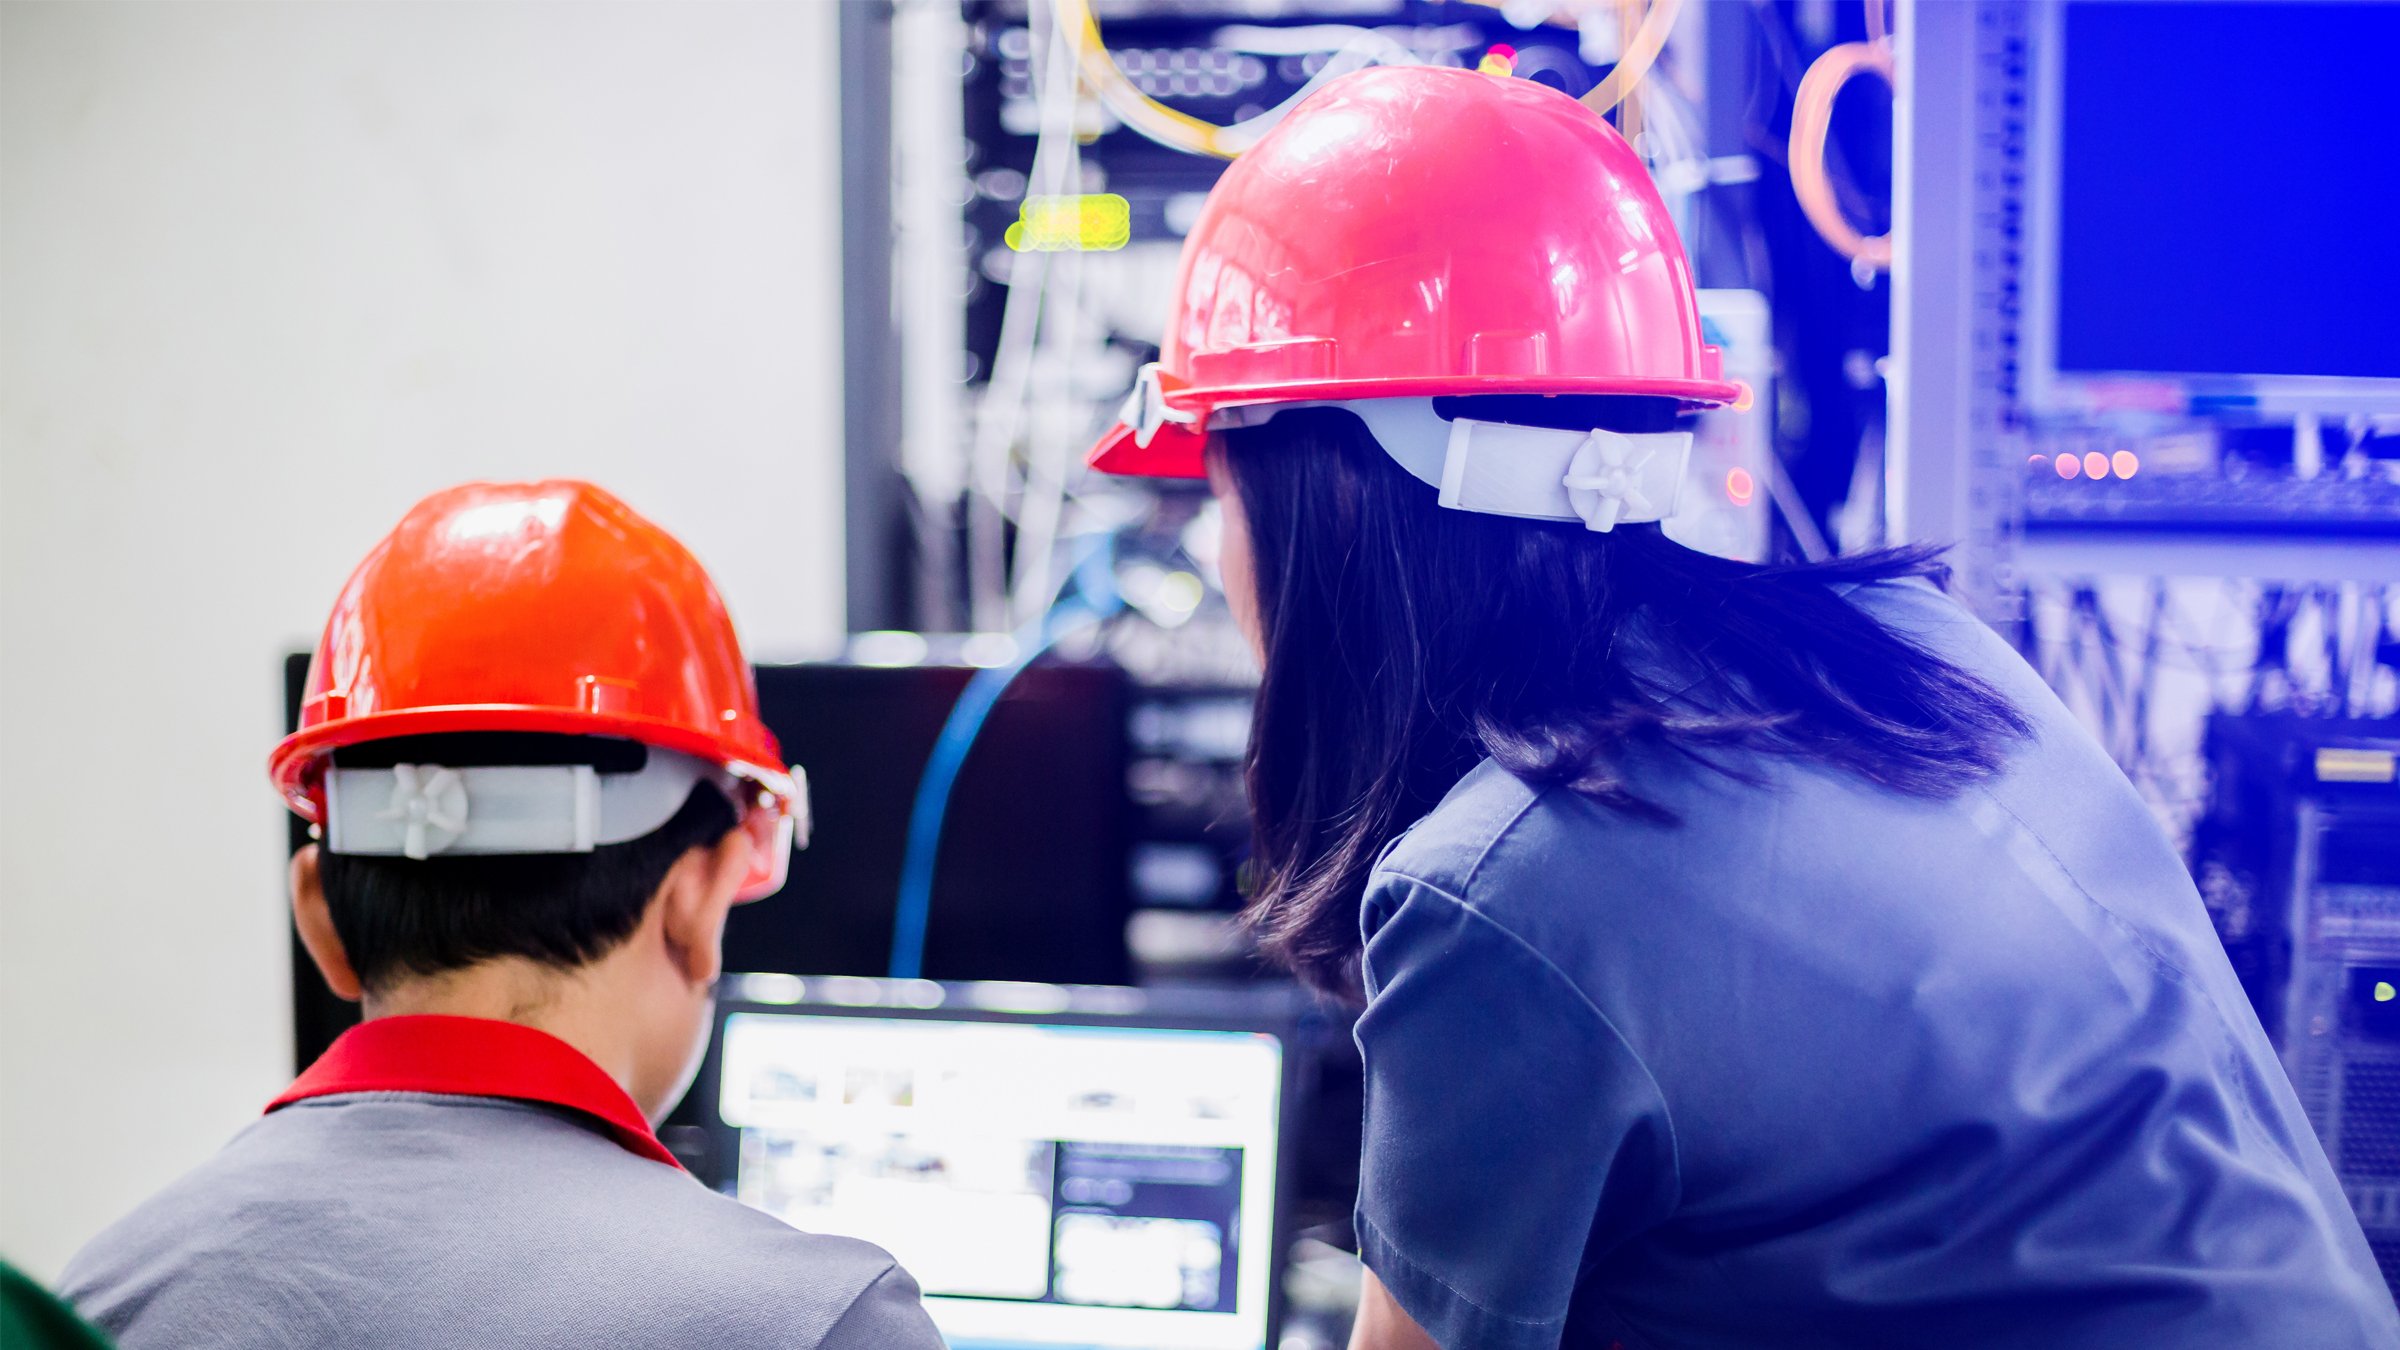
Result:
[1088, 64, 1741, 480]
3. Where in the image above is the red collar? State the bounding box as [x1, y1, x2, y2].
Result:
[268, 1014, 683, 1170]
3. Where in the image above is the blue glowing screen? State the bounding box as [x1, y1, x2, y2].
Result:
[2053, 2, 2400, 382]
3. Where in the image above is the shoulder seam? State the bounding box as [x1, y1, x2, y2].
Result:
[1972, 786, 2275, 1144]
[808, 1260, 911, 1350]
[1373, 870, 1685, 1213]
[1458, 774, 1551, 894]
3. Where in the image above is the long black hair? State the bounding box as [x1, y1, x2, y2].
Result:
[1219, 399, 2031, 997]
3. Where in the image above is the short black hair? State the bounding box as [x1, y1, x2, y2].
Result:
[317, 734, 740, 993]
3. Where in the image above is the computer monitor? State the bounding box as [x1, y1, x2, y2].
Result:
[725, 650, 1133, 985]
[2025, 1, 2400, 413]
[696, 975, 1300, 1350]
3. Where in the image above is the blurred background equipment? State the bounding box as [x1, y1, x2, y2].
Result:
[1897, 0, 2400, 1289]
[2191, 717, 2400, 1279]
[726, 644, 1134, 988]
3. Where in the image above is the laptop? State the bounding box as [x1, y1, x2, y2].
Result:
[696, 974, 1304, 1350]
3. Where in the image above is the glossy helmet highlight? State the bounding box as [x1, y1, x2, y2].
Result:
[268, 480, 803, 899]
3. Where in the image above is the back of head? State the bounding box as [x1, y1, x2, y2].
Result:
[1218, 403, 2031, 995]
[317, 734, 739, 995]
[272, 479, 805, 995]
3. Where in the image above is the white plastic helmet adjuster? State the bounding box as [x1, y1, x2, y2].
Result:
[325, 750, 736, 860]
[1559, 429, 1667, 533]
[1122, 362, 1200, 449]
[1211, 398, 1689, 531]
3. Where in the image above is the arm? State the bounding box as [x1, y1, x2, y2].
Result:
[814, 1262, 945, 1350]
[1350, 874, 1680, 1350]
[1351, 1267, 1441, 1350]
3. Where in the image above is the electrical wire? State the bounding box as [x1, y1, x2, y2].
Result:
[1056, 0, 1680, 159]
[1007, 2, 1100, 624]
[1582, 0, 1685, 118]
[888, 536, 1127, 982]
[1788, 31, 1893, 273]
[1049, 0, 1412, 159]
[965, 0, 1085, 628]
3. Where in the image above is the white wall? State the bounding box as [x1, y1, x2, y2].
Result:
[0, 1, 849, 1279]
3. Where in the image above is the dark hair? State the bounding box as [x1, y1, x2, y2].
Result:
[1220, 400, 2031, 997]
[317, 734, 739, 994]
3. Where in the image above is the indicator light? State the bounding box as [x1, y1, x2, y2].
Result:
[1005, 194, 1131, 253]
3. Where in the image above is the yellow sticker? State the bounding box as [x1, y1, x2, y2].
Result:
[2316, 747, 2398, 784]
[1005, 194, 1131, 253]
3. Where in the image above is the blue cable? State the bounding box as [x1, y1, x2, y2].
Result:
[887, 539, 1124, 980]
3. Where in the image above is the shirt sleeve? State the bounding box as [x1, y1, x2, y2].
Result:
[1353, 874, 1680, 1350]
[814, 1261, 945, 1350]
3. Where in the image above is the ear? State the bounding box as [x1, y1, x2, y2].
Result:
[654, 830, 752, 992]
[290, 845, 364, 1002]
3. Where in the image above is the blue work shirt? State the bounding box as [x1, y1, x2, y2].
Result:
[1354, 579, 2396, 1349]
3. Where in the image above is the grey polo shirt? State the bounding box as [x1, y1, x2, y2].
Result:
[61, 1050, 944, 1348]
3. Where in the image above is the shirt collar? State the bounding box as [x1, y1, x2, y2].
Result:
[267, 1014, 683, 1170]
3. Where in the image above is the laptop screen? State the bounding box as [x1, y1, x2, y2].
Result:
[706, 979, 1290, 1350]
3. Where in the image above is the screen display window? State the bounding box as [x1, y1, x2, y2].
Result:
[2039, 2, 2400, 390]
[719, 1012, 1283, 1350]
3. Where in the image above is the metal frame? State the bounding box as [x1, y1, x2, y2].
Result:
[1888, 0, 2029, 621]
[840, 0, 910, 632]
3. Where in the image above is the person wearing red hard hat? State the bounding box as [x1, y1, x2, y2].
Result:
[59, 482, 943, 1350]
[1093, 66, 2395, 1350]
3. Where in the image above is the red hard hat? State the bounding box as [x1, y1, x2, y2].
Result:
[1088, 65, 1742, 479]
[269, 480, 799, 898]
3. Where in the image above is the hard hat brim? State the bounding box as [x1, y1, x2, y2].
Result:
[1087, 419, 1211, 480]
[1085, 374, 1747, 481]
[269, 705, 798, 824]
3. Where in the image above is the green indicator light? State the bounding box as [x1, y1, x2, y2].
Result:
[2375, 981, 2395, 1004]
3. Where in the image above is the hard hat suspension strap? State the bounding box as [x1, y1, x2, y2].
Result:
[1217, 398, 1692, 533]
[324, 749, 737, 861]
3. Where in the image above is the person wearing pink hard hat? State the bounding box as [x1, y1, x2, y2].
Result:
[1093, 64, 2395, 1350]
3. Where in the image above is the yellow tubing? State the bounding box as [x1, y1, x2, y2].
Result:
[1054, 0, 1686, 160]
[1788, 37, 1896, 272]
[1581, 0, 1684, 118]
[1051, 0, 1238, 159]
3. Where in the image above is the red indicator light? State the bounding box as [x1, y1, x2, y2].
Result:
[2056, 454, 2080, 480]
[1725, 467, 1755, 506]
[2082, 451, 2109, 480]
[2112, 450, 2139, 479]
